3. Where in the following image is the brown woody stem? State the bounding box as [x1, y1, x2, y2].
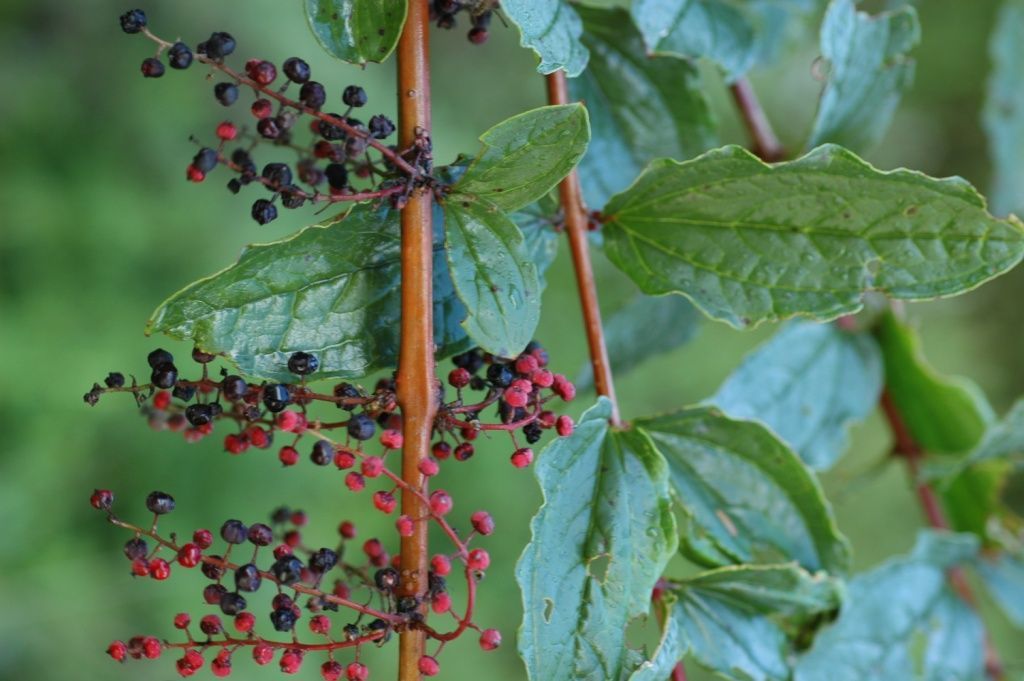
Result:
[395, 2, 435, 679]
[544, 71, 622, 426]
[729, 78, 785, 162]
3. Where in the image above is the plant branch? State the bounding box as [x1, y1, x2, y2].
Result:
[544, 71, 621, 426]
[395, 2, 436, 679]
[729, 78, 785, 162]
[879, 390, 1006, 681]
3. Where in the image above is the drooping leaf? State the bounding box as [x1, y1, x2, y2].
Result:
[516, 399, 678, 681]
[977, 552, 1024, 627]
[443, 198, 541, 359]
[874, 311, 994, 455]
[569, 5, 717, 207]
[500, 0, 589, 77]
[983, 0, 1024, 217]
[631, 0, 757, 82]
[453, 104, 590, 213]
[794, 531, 984, 681]
[711, 321, 883, 470]
[578, 294, 701, 390]
[511, 193, 561, 288]
[304, 0, 407, 64]
[636, 408, 851, 573]
[807, 0, 920, 153]
[602, 145, 1024, 328]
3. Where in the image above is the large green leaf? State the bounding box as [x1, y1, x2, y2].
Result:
[602, 145, 1024, 328]
[631, 0, 756, 82]
[578, 294, 700, 390]
[983, 0, 1024, 217]
[516, 398, 678, 681]
[977, 552, 1024, 628]
[500, 0, 589, 77]
[569, 5, 717, 208]
[794, 531, 984, 681]
[636, 408, 851, 573]
[712, 321, 883, 470]
[745, 0, 819, 66]
[304, 0, 406, 64]
[443, 198, 540, 359]
[453, 105, 590, 213]
[631, 565, 841, 681]
[807, 0, 920, 153]
[875, 311, 994, 455]
[511, 193, 561, 288]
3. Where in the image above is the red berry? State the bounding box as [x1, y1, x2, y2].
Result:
[224, 433, 249, 455]
[212, 650, 232, 677]
[289, 509, 307, 526]
[373, 490, 397, 514]
[216, 121, 237, 140]
[335, 450, 357, 469]
[247, 60, 278, 85]
[253, 644, 274, 665]
[345, 472, 366, 491]
[273, 544, 292, 559]
[432, 591, 452, 614]
[361, 456, 385, 477]
[418, 655, 440, 676]
[432, 441, 452, 460]
[346, 662, 369, 681]
[309, 614, 331, 635]
[532, 369, 554, 388]
[184, 649, 204, 672]
[418, 457, 439, 477]
[284, 529, 302, 547]
[234, 612, 256, 633]
[193, 529, 213, 549]
[153, 391, 172, 410]
[276, 410, 300, 432]
[279, 445, 299, 466]
[339, 520, 357, 539]
[429, 490, 453, 516]
[448, 367, 471, 388]
[251, 99, 273, 119]
[556, 415, 574, 437]
[479, 628, 502, 651]
[511, 378, 533, 393]
[380, 429, 404, 449]
[131, 557, 150, 576]
[396, 515, 415, 537]
[431, 554, 452, 576]
[467, 548, 490, 571]
[454, 442, 474, 461]
[468, 27, 489, 44]
[322, 660, 344, 681]
[142, 636, 163, 659]
[174, 612, 191, 629]
[516, 355, 539, 375]
[200, 614, 223, 635]
[177, 543, 202, 567]
[511, 447, 534, 468]
[553, 375, 576, 401]
[246, 425, 271, 448]
[471, 510, 495, 535]
[538, 410, 556, 428]
[107, 640, 128, 662]
[363, 538, 385, 558]
[280, 650, 303, 674]
[151, 557, 172, 579]
[504, 387, 529, 408]
[90, 489, 114, 511]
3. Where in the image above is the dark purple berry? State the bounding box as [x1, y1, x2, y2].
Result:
[318, 115, 346, 141]
[309, 548, 338, 573]
[299, 81, 326, 109]
[262, 384, 290, 411]
[369, 115, 395, 139]
[310, 439, 333, 466]
[347, 413, 376, 441]
[333, 382, 361, 410]
[342, 85, 368, 108]
[193, 148, 218, 173]
[222, 375, 248, 400]
[234, 563, 262, 592]
[141, 57, 164, 78]
[151, 362, 178, 389]
[251, 199, 278, 225]
[202, 558, 226, 580]
[523, 421, 542, 444]
[374, 567, 400, 591]
[261, 163, 292, 187]
[168, 42, 193, 69]
[272, 556, 303, 585]
[219, 591, 247, 615]
[220, 519, 248, 545]
[148, 348, 173, 368]
[256, 117, 281, 140]
[184, 403, 214, 426]
[487, 363, 514, 388]
[280, 186, 305, 209]
[124, 537, 148, 560]
[172, 384, 196, 402]
[145, 491, 176, 515]
[287, 352, 319, 376]
[204, 583, 228, 605]
[270, 608, 297, 632]
[325, 163, 348, 190]
[227, 178, 242, 194]
[283, 57, 311, 83]
[214, 82, 238, 106]
[105, 372, 126, 388]
[248, 523, 273, 546]
[119, 9, 147, 34]
[200, 31, 236, 59]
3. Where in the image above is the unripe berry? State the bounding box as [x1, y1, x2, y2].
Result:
[479, 628, 502, 651]
[186, 164, 205, 183]
[335, 449, 357, 469]
[373, 490, 397, 514]
[234, 612, 256, 633]
[429, 490, 453, 516]
[418, 655, 440, 676]
[107, 640, 128, 661]
[177, 543, 202, 567]
[471, 510, 495, 535]
[532, 369, 554, 388]
[431, 554, 452, 576]
[309, 614, 331, 635]
[504, 386, 529, 408]
[142, 636, 163, 659]
[449, 367, 471, 388]
[396, 514, 415, 537]
[362, 456, 385, 477]
[511, 447, 534, 468]
[516, 355, 539, 375]
[322, 660, 344, 681]
[556, 415, 574, 437]
[553, 375, 576, 401]
[432, 441, 452, 460]
[345, 472, 366, 491]
[174, 612, 191, 629]
[380, 429, 403, 449]
[200, 614, 223, 635]
[454, 442, 474, 461]
[224, 433, 249, 455]
[339, 520, 357, 539]
[363, 538, 384, 558]
[150, 557, 171, 580]
[211, 650, 232, 677]
[346, 662, 369, 681]
[253, 643, 274, 665]
[280, 650, 303, 674]
[418, 457, 439, 477]
[467, 548, 490, 571]
[279, 445, 299, 466]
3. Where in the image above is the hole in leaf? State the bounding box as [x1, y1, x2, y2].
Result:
[587, 554, 611, 583]
[542, 598, 555, 623]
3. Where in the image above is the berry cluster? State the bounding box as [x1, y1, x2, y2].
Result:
[93, 490, 502, 678]
[429, 1, 496, 44]
[118, 9, 431, 224]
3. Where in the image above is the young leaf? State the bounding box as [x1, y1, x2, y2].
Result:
[516, 399, 678, 681]
[577, 295, 700, 390]
[452, 104, 590, 213]
[631, 0, 756, 82]
[983, 0, 1024, 216]
[636, 407, 851, 574]
[794, 531, 984, 681]
[305, 0, 407, 64]
[807, 0, 920, 153]
[569, 5, 717, 207]
[711, 321, 883, 470]
[874, 311, 994, 454]
[500, 0, 589, 77]
[443, 198, 541, 359]
[977, 553, 1024, 627]
[602, 145, 1024, 328]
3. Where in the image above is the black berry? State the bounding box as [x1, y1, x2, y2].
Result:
[299, 81, 327, 109]
[124, 537, 148, 560]
[272, 556, 304, 585]
[222, 375, 248, 400]
[374, 567, 400, 591]
[256, 117, 281, 140]
[148, 348, 174, 368]
[251, 198, 278, 225]
[283, 57, 311, 83]
[310, 440, 334, 466]
[342, 85, 368, 108]
[220, 519, 248, 544]
[333, 382, 361, 410]
[168, 42, 193, 69]
[172, 384, 196, 402]
[309, 548, 338, 573]
[369, 115, 396, 139]
[219, 591, 247, 615]
[281, 186, 306, 209]
[287, 351, 319, 376]
[214, 82, 239, 106]
[151, 362, 178, 389]
[105, 372, 126, 388]
[193, 148, 218, 173]
[270, 608, 297, 632]
[141, 57, 165, 78]
[325, 163, 348, 190]
[487, 363, 514, 388]
[145, 491, 176, 515]
[184, 403, 214, 426]
[261, 163, 293, 187]
[119, 9, 147, 34]
[262, 384, 290, 411]
[200, 31, 236, 59]
[234, 563, 262, 592]
[318, 115, 346, 141]
[347, 413, 376, 441]
[248, 523, 273, 546]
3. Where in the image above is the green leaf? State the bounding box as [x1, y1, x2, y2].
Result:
[983, 0, 1024, 217]
[569, 5, 717, 208]
[304, 0, 407, 64]
[453, 104, 590, 213]
[977, 552, 1024, 627]
[875, 311, 994, 454]
[941, 461, 1010, 541]
[794, 531, 984, 681]
[711, 321, 883, 470]
[516, 398, 678, 681]
[807, 0, 920, 153]
[510, 193, 561, 288]
[443, 198, 541, 359]
[628, 592, 688, 681]
[602, 145, 1024, 328]
[636, 407, 851, 574]
[967, 398, 1024, 466]
[744, 0, 819, 66]
[631, 0, 757, 82]
[578, 294, 700, 390]
[675, 564, 842, 681]
[501, 0, 589, 77]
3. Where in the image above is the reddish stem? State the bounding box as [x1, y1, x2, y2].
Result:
[671, 662, 688, 681]
[162, 631, 384, 652]
[729, 78, 785, 162]
[544, 71, 621, 426]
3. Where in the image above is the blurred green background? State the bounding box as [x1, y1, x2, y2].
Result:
[2, 0, 1023, 679]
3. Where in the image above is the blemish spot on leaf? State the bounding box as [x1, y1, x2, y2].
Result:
[586, 553, 611, 583]
[715, 509, 738, 537]
[542, 597, 555, 623]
